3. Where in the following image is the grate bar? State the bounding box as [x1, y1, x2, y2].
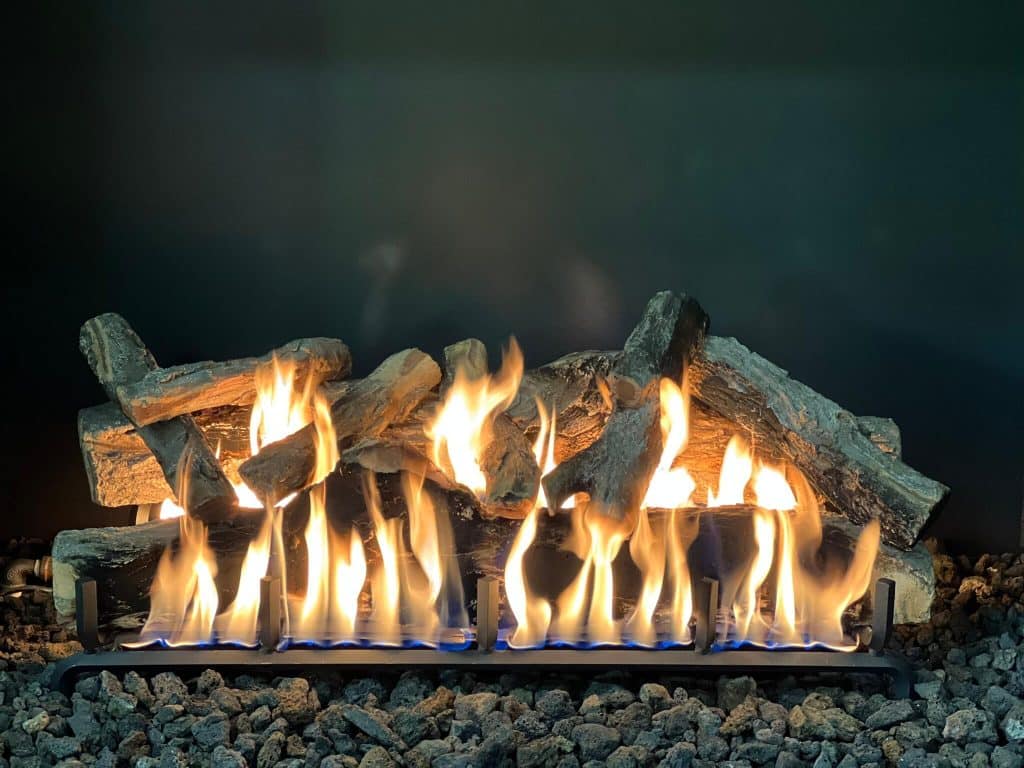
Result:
[52, 578, 909, 697]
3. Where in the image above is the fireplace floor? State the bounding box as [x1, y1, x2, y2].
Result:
[1, 544, 1018, 768]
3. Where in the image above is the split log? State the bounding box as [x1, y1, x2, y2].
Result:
[239, 349, 441, 505]
[78, 402, 174, 507]
[80, 314, 236, 522]
[688, 336, 949, 549]
[542, 291, 710, 517]
[115, 337, 352, 427]
[506, 350, 617, 462]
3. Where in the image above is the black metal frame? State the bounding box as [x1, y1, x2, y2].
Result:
[52, 576, 910, 696]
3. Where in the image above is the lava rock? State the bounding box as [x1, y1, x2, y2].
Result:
[638, 684, 672, 713]
[538, 689, 577, 721]
[453, 691, 499, 723]
[518, 734, 571, 768]
[944, 708, 998, 744]
[358, 746, 396, 768]
[718, 677, 758, 713]
[191, 711, 231, 751]
[864, 700, 916, 729]
[210, 744, 247, 768]
[340, 705, 405, 750]
[572, 723, 622, 761]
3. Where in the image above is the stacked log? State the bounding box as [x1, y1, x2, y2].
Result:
[60, 292, 949, 628]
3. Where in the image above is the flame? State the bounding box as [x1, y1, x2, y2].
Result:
[626, 508, 665, 645]
[401, 472, 468, 643]
[158, 498, 185, 520]
[642, 376, 696, 509]
[364, 472, 401, 644]
[290, 390, 356, 644]
[330, 528, 366, 639]
[215, 513, 272, 644]
[428, 339, 523, 493]
[708, 435, 754, 507]
[532, 399, 576, 510]
[667, 507, 700, 643]
[250, 356, 314, 457]
[505, 509, 552, 647]
[551, 506, 628, 645]
[712, 456, 882, 649]
[134, 340, 881, 653]
[136, 514, 220, 647]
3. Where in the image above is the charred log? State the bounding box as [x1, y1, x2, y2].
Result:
[688, 335, 949, 549]
[51, 514, 305, 625]
[542, 291, 710, 517]
[506, 350, 617, 462]
[80, 314, 236, 522]
[116, 337, 352, 427]
[239, 349, 441, 505]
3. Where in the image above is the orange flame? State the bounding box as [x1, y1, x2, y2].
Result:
[215, 513, 272, 644]
[364, 472, 401, 645]
[290, 390, 359, 644]
[427, 339, 523, 493]
[135, 514, 220, 647]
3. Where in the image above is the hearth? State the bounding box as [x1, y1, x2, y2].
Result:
[51, 290, 946, 691]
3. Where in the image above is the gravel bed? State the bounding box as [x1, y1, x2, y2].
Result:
[3, 544, 1024, 768]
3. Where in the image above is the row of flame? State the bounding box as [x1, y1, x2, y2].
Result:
[140, 342, 879, 650]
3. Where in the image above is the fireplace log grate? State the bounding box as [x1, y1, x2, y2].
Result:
[51, 577, 910, 696]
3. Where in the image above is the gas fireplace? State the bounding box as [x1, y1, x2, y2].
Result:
[51, 291, 947, 691]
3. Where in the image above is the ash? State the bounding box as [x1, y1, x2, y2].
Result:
[3, 547, 1024, 768]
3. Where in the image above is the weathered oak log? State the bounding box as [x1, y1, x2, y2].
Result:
[542, 291, 710, 517]
[688, 335, 949, 549]
[80, 314, 236, 522]
[239, 349, 441, 505]
[506, 350, 617, 462]
[115, 337, 352, 427]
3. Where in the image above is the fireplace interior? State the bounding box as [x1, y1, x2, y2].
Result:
[41, 290, 944, 692]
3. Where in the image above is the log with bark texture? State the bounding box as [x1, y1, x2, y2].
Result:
[239, 349, 441, 505]
[506, 350, 617, 462]
[79, 381, 359, 508]
[438, 338, 540, 519]
[542, 292, 710, 517]
[115, 337, 352, 427]
[80, 314, 236, 522]
[856, 416, 903, 458]
[688, 335, 949, 549]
